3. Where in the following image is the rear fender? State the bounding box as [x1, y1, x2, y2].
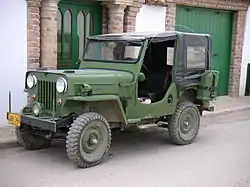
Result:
[66, 95, 127, 124]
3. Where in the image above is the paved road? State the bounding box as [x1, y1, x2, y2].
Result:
[1, 116, 250, 187]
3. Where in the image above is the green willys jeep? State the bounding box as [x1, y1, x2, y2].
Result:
[7, 31, 219, 168]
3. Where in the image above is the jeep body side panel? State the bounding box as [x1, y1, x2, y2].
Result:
[126, 83, 178, 121]
[66, 95, 127, 124]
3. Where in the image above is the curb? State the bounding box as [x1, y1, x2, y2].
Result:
[202, 106, 250, 118]
[201, 107, 250, 127]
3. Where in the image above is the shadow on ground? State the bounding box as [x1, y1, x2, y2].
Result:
[4, 128, 195, 168]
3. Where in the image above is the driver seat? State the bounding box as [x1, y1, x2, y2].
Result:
[147, 68, 171, 102]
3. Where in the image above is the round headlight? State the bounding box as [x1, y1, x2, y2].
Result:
[32, 102, 41, 116]
[27, 75, 37, 88]
[56, 77, 67, 93]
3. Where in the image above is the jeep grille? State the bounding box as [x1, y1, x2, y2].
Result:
[37, 80, 56, 111]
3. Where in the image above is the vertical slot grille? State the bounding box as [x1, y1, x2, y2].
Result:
[37, 80, 56, 111]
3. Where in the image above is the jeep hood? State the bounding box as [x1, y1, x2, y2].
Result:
[39, 69, 135, 84]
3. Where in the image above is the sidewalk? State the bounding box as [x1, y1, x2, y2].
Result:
[0, 126, 17, 149]
[1, 96, 250, 146]
[203, 95, 250, 117]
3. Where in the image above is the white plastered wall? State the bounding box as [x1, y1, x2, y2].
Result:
[0, 0, 27, 126]
[135, 4, 166, 32]
[239, 6, 250, 96]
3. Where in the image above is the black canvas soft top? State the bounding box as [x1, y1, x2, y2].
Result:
[88, 31, 210, 42]
[88, 31, 212, 90]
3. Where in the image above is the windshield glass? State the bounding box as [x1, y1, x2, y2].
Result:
[83, 40, 143, 63]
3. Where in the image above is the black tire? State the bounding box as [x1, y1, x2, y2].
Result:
[66, 112, 111, 168]
[15, 125, 51, 150]
[168, 101, 200, 145]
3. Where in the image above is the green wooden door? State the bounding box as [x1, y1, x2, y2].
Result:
[57, 1, 102, 69]
[175, 6, 233, 96]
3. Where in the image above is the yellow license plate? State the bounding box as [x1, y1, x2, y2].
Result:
[7, 113, 21, 127]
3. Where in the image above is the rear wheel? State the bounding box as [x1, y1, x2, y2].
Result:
[168, 101, 200, 145]
[66, 112, 111, 168]
[15, 124, 52, 150]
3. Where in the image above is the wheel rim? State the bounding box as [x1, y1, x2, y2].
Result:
[178, 107, 199, 141]
[79, 120, 109, 163]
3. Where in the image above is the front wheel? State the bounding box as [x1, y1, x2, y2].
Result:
[66, 112, 111, 168]
[168, 101, 200, 145]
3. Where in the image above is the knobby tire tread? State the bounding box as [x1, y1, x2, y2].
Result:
[168, 101, 200, 145]
[66, 112, 111, 168]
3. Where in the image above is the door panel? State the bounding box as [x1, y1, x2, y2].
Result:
[57, 1, 102, 69]
[175, 6, 233, 96]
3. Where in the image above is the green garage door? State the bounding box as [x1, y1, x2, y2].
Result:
[176, 6, 233, 96]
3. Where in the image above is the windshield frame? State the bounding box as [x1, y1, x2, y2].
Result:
[82, 39, 145, 64]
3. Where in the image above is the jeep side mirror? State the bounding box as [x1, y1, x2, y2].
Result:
[138, 72, 145, 82]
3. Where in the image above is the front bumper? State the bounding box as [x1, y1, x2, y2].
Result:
[6, 112, 73, 132]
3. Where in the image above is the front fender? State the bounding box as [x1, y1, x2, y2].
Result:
[66, 95, 127, 124]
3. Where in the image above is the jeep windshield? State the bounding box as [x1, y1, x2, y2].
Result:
[83, 39, 143, 63]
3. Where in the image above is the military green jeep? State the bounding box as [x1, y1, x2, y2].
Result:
[7, 31, 219, 168]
